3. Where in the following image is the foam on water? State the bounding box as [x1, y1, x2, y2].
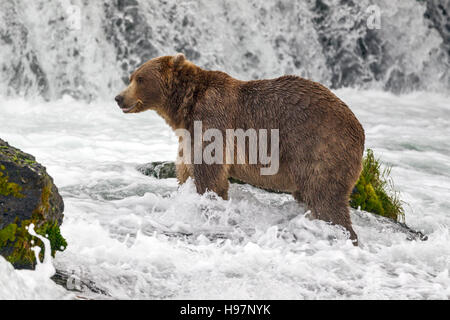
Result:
[0, 90, 449, 299]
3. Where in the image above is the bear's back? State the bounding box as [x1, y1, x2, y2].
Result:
[235, 75, 362, 134]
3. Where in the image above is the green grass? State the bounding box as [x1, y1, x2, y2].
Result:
[350, 149, 405, 222]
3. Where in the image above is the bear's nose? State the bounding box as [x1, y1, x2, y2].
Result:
[115, 95, 124, 106]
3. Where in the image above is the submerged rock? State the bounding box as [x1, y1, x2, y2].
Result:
[0, 139, 66, 269]
[51, 269, 110, 297]
[137, 161, 177, 179]
[138, 161, 270, 190]
[138, 159, 426, 241]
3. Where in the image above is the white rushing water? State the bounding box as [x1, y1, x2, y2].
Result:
[0, 0, 449, 300]
[0, 90, 449, 300]
[0, 0, 449, 100]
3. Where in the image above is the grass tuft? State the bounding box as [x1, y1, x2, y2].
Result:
[350, 149, 405, 222]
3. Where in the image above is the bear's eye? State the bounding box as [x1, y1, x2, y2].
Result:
[136, 76, 144, 84]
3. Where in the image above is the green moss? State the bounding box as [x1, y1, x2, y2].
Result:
[0, 167, 25, 198]
[0, 218, 67, 268]
[350, 149, 405, 222]
[12, 150, 36, 166]
[33, 181, 52, 217]
[0, 145, 37, 167]
[0, 224, 17, 245]
[38, 222, 67, 255]
[24, 159, 36, 165]
[6, 219, 36, 267]
[0, 170, 67, 268]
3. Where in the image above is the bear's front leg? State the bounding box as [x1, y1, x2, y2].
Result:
[193, 164, 230, 200]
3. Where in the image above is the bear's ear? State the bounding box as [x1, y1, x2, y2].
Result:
[173, 53, 186, 70]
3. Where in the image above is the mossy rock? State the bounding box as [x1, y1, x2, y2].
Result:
[0, 139, 66, 269]
[137, 162, 177, 179]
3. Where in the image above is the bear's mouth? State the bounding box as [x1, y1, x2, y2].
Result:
[121, 101, 141, 113]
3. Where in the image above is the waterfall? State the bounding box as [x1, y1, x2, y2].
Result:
[0, 0, 448, 101]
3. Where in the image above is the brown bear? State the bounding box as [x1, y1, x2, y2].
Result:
[115, 54, 365, 244]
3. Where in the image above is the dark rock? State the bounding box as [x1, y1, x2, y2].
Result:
[0, 139, 66, 269]
[137, 161, 269, 187]
[51, 269, 110, 297]
[137, 161, 177, 179]
[351, 210, 428, 242]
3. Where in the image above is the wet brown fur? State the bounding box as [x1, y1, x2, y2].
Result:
[116, 54, 366, 244]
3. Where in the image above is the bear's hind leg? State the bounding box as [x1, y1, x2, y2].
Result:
[193, 164, 230, 200]
[304, 186, 358, 245]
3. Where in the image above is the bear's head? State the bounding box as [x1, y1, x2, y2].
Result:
[115, 53, 190, 116]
